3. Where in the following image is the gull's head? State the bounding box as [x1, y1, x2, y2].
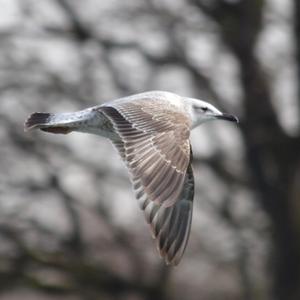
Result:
[185, 97, 239, 128]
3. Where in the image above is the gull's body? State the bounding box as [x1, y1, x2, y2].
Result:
[25, 91, 238, 265]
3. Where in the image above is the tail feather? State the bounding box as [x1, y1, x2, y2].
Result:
[24, 112, 72, 134]
[40, 127, 72, 134]
[25, 112, 52, 130]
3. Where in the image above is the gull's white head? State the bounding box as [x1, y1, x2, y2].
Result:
[184, 97, 239, 128]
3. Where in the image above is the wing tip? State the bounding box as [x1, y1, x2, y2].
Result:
[161, 251, 181, 266]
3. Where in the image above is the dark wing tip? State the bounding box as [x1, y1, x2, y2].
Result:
[24, 112, 52, 131]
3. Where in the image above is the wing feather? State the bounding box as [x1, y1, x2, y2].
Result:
[113, 141, 194, 265]
[134, 163, 194, 265]
[99, 99, 194, 265]
[99, 101, 191, 207]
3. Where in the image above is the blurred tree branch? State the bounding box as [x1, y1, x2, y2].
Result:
[192, 1, 300, 299]
[0, 224, 167, 299]
[295, 0, 300, 133]
[0, 0, 298, 299]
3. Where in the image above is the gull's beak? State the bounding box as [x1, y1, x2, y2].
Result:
[217, 113, 239, 123]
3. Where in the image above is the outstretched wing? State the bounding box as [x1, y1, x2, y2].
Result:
[139, 162, 194, 265]
[112, 137, 194, 265]
[99, 100, 191, 208]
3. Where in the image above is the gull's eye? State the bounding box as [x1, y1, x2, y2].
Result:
[193, 105, 210, 113]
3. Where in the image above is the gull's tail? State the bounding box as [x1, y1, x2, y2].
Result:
[24, 108, 97, 134]
[25, 112, 74, 134]
[24, 112, 74, 134]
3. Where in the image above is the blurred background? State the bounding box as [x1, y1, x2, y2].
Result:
[0, 0, 299, 299]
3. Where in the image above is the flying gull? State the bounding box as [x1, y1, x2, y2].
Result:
[24, 91, 238, 265]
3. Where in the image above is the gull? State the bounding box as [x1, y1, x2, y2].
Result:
[24, 91, 238, 265]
